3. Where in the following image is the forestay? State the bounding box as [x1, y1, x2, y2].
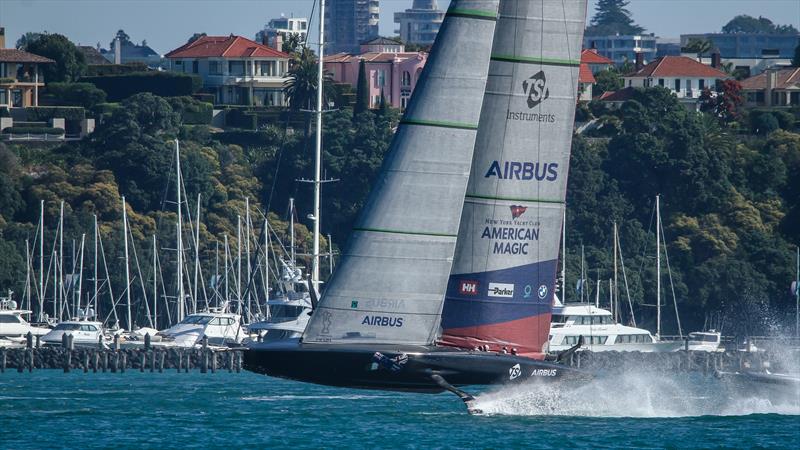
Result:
[303, 0, 501, 345]
[440, 0, 587, 357]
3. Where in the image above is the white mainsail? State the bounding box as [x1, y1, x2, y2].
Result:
[440, 0, 587, 357]
[303, 0, 501, 345]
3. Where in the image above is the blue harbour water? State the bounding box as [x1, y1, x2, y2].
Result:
[1, 370, 798, 449]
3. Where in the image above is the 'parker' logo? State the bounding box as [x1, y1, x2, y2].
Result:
[522, 71, 549, 108]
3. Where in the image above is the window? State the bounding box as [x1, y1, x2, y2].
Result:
[674, 78, 681, 92]
[658, 78, 664, 87]
[209, 61, 221, 75]
[229, 61, 245, 76]
[192, 60, 199, 74]
[402, 71, 411, 86]
[0, 315, 21, 323]
[0, 90, 6, 106]
[589, 336, 608, 345]
[699, 79, 705, 90]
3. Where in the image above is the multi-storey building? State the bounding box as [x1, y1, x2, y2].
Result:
[680, 32, 800, 59]
[584, 34, 657, 66]
[394, 0, 446, 47]
[622, 55, 729, 102]
[325, 0, 380, 54]
[0, 27, 54, 109]
[165, 35, 290, 106]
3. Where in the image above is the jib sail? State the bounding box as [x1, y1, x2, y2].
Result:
[440, 0, 587, 357]
[302, 0, 500, 345]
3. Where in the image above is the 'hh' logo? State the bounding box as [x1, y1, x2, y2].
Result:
[510, 205, 527, 219]
[522, 71, 549, 108]
[459, 280, 479, 296]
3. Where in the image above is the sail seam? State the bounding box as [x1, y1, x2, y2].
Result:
[465, 194, 565, 204]
[318, 306, 442, 316]
[447, 8, 498, 20]
[490, 54, 580, 67]
[400, 118, 479, 130]
[353, 227, 458, 238]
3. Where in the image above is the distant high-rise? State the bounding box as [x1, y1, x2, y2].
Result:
[325, 0, 380, 54]
[394, 0, 445, 47]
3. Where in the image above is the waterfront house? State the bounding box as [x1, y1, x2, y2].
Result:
[0, 49, 53, 109]
[623, 55, 729, 102]
[324, 49, 428, 110]
[739, 67, 800, 107]
[165, 34, 291, 106]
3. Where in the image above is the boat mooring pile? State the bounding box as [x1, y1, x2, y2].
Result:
[0, 333, 243, 373]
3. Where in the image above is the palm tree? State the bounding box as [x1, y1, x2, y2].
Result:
[685, 38, 713, 59]
[283, 48, 336, 137]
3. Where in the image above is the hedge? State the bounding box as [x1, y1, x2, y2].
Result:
[215, 130, 268, 147]
[25, 106, 86, 121]
[2, 126, 65, 135]
[167, 96, 213, 125]
[80, 72, 202, 101]
[85, 62, 148, 76]
[43, 82, 107, 109]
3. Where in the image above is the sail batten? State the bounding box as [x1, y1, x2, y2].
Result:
[302, 0, 501, 345]
[441, 0, 587, 358]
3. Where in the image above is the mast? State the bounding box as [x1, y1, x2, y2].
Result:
[58, 200, 64, 321]
[175, 139, 185, 322]
[328, 233, 334, 275]
[580, 245, 586, 303]
[93, 215, 98, 317]
[122, 196, 132, 330]
[311, 0, 325, 294]
[656, 194, 661, 340]
[77, 234, 85, 316]
[193, 194, 201, 314]
[39, 200, 44, 322]
[289, 198, 295, 265]
[613, 221, 618, 322]
[561, 209, 566, 303]
[224, 234, 229, 308]
[237, 216, 242, 316]
[153, 235, 158, 329]
[25, 239, 31, 314]
[245, 198, 252, 317]
[264, 219, 270, 304]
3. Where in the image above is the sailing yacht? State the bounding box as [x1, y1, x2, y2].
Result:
[245, 0, 589, 402]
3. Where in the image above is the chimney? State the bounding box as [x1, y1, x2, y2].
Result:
[274, 34, 284, 52]
[711, 51, 721, 69]
[766, 68, 778, 106]
[0, 27, 5, 49]
[114, 37, 121, 64]
[634, 52, 644, 71]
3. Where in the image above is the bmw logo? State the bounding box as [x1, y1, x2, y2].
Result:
[537, 285, 548, 299]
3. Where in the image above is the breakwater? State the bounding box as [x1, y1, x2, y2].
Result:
[0, 346, 243, 373]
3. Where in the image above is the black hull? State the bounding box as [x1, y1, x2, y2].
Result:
[243, 341, 590, 393]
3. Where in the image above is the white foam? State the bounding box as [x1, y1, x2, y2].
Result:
[472, 371, 800, 417]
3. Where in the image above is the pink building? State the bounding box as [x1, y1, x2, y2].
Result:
[324, 50, 428, 110]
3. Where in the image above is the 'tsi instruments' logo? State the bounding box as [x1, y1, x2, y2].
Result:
[523, 71, 549, 108]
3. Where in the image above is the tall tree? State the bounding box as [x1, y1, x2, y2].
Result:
[24, 33, 87, 83]
[15, 32, 43, 50]
[722, 15, 799, 34]
[354, 59, 369, 116]
[283, 48, 335, 136]
[685, 38, 714, 59]
[585, 0, 645, 36]
[109, 29, 132, 49]
[186, 33, 207, 45]
[793, 44, 800, 67]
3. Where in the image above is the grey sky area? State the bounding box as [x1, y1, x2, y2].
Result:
[0, 0, 798, 54]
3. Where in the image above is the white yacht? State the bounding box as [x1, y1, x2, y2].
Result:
[686, 330, 724, 352]
[156, 309, 243, 348]
[0, 293, 50, 347]
[247, 259, 312, 343]
[40, 310, 108, 348]
[548, 300, 683, 353]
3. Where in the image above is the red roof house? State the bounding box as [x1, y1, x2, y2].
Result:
[165, 35, 290, 106]
[622, 56, 728, 101]
[739, 67, 800, 107]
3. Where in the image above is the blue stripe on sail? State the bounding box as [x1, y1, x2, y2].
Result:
[441, 260, 557, 329]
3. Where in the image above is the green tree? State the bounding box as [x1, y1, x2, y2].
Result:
[15, 32, 43, 50]
[685, 38, 713, 58]
[721, 15, 798, 34]
[186, 33, 207, 44]
[24, 33, 87, 83]
[593, 69, 623, 97]
[585, 0, 645, 36]
[110, 29, 132, 49]
[354, 59, 370, 116]
[282, 34, 303, 55]
[283, 48, 335, 137]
